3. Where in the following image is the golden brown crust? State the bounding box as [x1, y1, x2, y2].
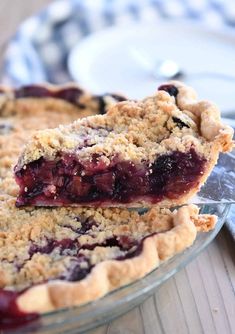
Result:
[16, 204, 216, 313]
[171, 80, 234, 151]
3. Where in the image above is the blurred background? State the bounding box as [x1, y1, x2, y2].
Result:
[0, 0, 235, 118]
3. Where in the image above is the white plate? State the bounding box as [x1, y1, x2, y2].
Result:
[68, 20, 235, 114]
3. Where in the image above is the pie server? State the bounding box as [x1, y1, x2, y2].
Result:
[189, 151, 235, 205]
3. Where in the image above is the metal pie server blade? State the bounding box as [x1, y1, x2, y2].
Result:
[189, 152, 235, 205]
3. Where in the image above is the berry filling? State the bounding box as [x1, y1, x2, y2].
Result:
[0, 84, 126, 111]
[15, 149, 206, 207]
[158, 84, 179, 97]
[14, 85, 83, 103]
[0, 290, 39, 329]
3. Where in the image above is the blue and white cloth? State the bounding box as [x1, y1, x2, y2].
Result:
[3, 0, 235, 85]
[1, 0, 235, 239]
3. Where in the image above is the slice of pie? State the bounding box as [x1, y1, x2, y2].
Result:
[0, 199, 216, 324]
[14, 81, 234, 208]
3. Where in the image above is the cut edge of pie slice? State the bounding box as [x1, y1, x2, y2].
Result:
[14, 81, 234, 208]
[0, 203, 216, 321]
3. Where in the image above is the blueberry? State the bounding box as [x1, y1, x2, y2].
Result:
[158, 84, 179, 97]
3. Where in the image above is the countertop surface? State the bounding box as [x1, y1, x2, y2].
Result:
[0, 1, 234, 333]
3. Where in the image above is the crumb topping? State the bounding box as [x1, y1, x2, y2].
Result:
[16, 91, 212, 168]
[0, 198, 215, 292]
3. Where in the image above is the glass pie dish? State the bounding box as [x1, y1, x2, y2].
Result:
[0, 83, 234, 333]
[4, 202, 231, 334]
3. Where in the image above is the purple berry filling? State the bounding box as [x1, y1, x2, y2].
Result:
[66, 217, 98, 235]
[14, 85, 87, 109]
[172, 117, 190, 129]
[62, 260, 91, 282]
[0, 84, 126, 113]
[158, 84, 179, 97]
[0, 289, 39, 329]
[28, 238, 77, 257]
[0, 123, 14, 135]
[15, 149, 206, 207]
[97, 93, 127, 114]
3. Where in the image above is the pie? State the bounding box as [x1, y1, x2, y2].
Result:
[14, 81, 233, 208]
[0, 198, 216, 325]
[0, 81, 232, 327]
